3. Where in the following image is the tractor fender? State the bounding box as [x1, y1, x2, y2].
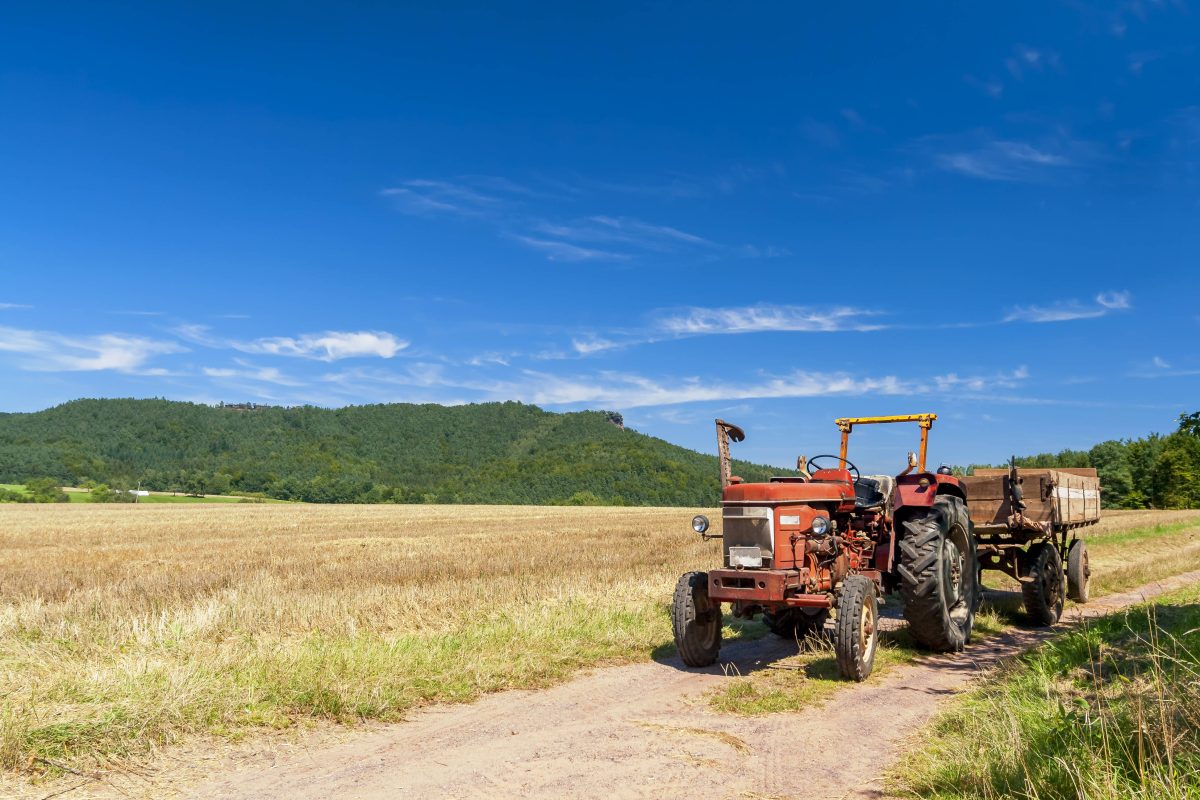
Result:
[894, 473, 966, 510]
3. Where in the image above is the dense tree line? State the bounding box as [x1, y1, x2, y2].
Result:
[973, 411, 1200, 510]
[0, 399, 787, 506]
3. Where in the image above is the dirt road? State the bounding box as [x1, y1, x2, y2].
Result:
[190, 569, 1200, 800]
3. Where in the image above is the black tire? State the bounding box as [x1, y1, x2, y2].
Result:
[898, 495, 978, 651]
[1023, 542, 1065, 625]
[835, 574, 878, 681]
[672, 571, 721, 667]
[762, 607, 829, 640]
[1067, 539, 1090, 603]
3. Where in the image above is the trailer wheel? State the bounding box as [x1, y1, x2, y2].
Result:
[898, 495, 978, 651]
[835, 574, 878, 681]
[1067, 539, 1090, 603]
[1022, 543, 1064, 625]
[763, 608, 829, 640]
[672, 571, 721, 667]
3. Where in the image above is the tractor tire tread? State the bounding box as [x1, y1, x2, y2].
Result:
[835, 574, 877, 681]
[672, 571, 721, 667]
[900, 495, 977, 652]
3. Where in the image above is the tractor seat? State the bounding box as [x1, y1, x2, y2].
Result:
[854, 475, 896, 509]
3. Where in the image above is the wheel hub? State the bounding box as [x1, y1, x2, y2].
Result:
[944, 539, 963, 602]
[859, 602, 877, 660]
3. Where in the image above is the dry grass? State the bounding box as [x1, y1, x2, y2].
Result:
[3, 505, 1198, 789]
[0, 503, 749, 780]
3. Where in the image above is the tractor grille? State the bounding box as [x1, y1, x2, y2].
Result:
[722, 506, 773, 568]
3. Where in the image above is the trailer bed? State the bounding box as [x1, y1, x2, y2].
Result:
[960, 467, 1101, 534]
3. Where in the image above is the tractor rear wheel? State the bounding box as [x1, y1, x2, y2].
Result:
[1023, 543, 1065, 625]
[763, 608, 829, 640]
[835, 574, 878, 681]
[672, 571, 721, 667]
[1067, 539, 1090, 603]
[898, 495, 978, 651]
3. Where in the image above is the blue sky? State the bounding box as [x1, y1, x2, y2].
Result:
[1, 2, 1198, 472]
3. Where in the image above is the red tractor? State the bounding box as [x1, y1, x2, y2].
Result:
[672, 414, 979, 680]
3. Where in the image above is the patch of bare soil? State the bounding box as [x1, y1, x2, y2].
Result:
[172, 569, 1200, 800]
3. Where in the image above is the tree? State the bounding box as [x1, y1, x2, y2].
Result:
[1179, 411, 1200, 438]
[25, 477, 69, 503]
[88, 484, 116, 503]
[1151, 433, 1200, 509]
[1088, 441, 1135, 508]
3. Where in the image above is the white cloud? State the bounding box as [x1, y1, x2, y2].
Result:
[238, 331, 408, 361]
[1152, 356, 1171, 369]
[1095, 291, 1131, 310]
[509, 235, 628, 262]
[488, 365, 1030, 409]
[177, 325, 409, 361]
[1005, 291, 1132, 323]
[936, 140, 1072, 182]
[203, 362, 305, 386]
[0, 303, 32, 310]
[379, 173, 773, 263]
[571, 336, 621, 355]
[657, 304, 886, 336]
[0, 325, 184, 373]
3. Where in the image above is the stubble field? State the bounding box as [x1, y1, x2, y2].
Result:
[2, 504, 1199, 787]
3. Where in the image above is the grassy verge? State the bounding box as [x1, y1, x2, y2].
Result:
[890, 582, 1200, 799]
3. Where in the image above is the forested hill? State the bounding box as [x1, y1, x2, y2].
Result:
[0, 399, 791, 505]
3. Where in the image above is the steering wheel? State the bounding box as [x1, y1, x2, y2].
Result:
[806, 454, 861, 483]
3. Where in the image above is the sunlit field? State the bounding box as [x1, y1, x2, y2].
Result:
[2, 505, 1198, 786]
[0, 503, 728, 779]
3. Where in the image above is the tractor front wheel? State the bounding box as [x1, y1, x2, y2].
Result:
[672, 571, 721, 667]
[899, 495, 978, 651]
[835, 574, 878, 681]
[1023, 543, 1065, 625]
[1067, 539, 1090, 603]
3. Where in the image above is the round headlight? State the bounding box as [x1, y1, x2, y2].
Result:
[691, 514, 710, 534]
[811, 516, 830, 536]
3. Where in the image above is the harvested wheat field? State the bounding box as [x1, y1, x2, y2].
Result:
[3, 505, 1200, 797]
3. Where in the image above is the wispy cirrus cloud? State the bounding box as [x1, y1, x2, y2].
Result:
[0, 302, 32, 310]
[319, 362, 1031, 410]
[380, 174, 778, 263]
[203, 360, 305, 386]
[935, 139, 1073, 182]
[177, 324, 409, 361]
[1005, 45, 1062, 79]
[1004, 291, 1131, 323]
[508, 235, 628, 262]
[0, 325, 184, 373]
[656, 304, 887, 336]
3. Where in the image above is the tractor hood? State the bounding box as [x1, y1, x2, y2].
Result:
[722, 479, 855, 507]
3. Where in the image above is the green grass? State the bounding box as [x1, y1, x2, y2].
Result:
[709, 603, 1014, 714]
[1, 483, 278, 503]
[890, 583, 1200, 800]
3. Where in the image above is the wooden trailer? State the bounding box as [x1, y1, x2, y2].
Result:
[958, 464, 1100, 625]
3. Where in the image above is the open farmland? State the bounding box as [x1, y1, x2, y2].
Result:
[0, 504, 728, 778]
[2, 505, 1200, 795]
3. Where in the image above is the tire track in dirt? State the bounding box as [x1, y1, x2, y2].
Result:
[192, 570, 1200, 800]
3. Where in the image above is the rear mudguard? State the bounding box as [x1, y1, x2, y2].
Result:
[895, 473, 966, 511]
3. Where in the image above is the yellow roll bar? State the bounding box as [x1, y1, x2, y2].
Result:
[834, 414, 937, 473]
